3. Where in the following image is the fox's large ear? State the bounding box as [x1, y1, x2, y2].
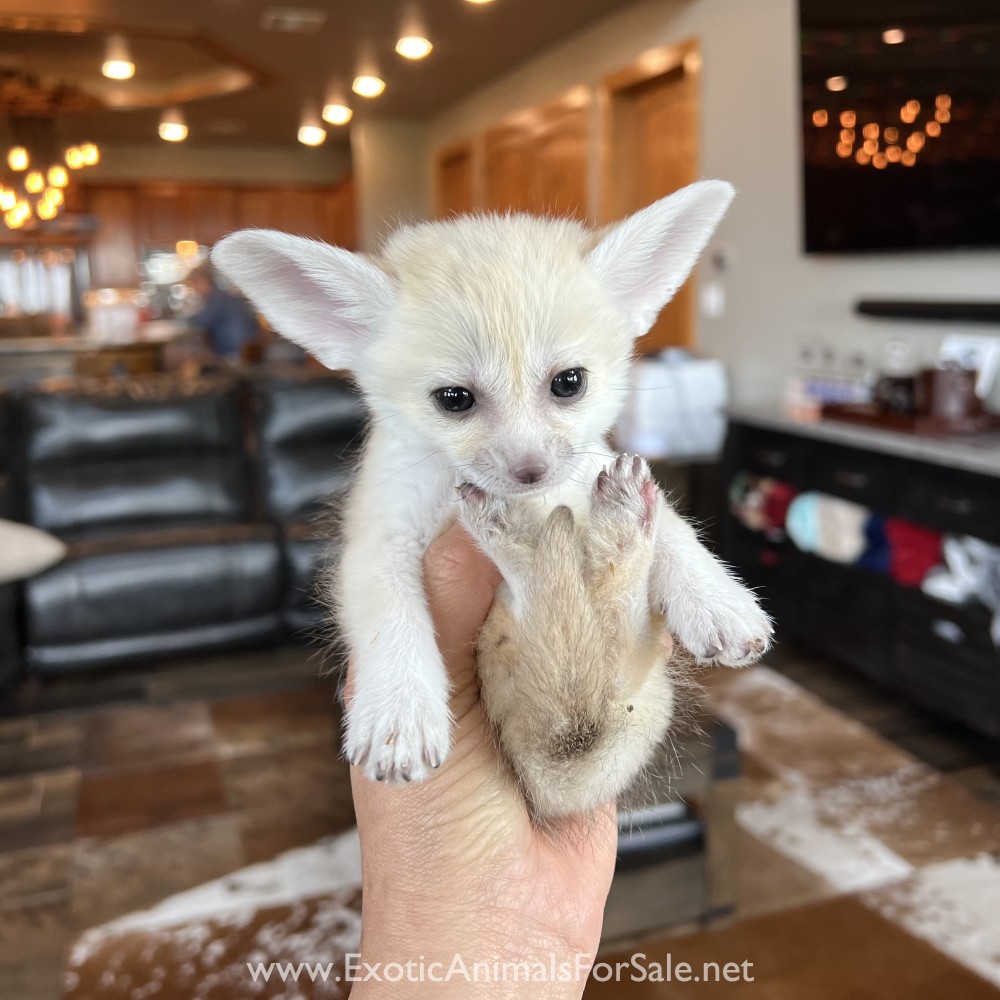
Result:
[211, 230, 394, 371]
[587, 180, 734, 339]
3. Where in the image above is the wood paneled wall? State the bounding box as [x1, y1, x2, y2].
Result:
[433, 42, 702, 351]
[83, 176, 356, 288]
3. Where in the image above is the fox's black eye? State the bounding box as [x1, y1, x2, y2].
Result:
[434, 386, 475, 413]
[551, 368, 586, 399]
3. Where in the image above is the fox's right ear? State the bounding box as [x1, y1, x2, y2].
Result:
[211, 230, 394, 372]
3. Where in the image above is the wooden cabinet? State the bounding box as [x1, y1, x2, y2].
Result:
[86, 185, 141, 288]
[82, 178, 356, 288]
[482, 95, 589, 219]
[723, 419, 1000, 737]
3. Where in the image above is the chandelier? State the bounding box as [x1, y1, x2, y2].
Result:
[1, 70, 103, 230]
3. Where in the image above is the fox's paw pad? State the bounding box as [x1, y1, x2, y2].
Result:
[671, 577, 774, 667]
[344, 704, 451, 785]
[593, 453, 658, 535]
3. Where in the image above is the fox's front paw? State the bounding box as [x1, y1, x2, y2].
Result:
[592, 453, 659, 540]
[672, 574, 774, 667]
[344, 692, 451, 784]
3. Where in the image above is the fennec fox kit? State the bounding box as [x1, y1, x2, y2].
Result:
[213, 180, 772, 808]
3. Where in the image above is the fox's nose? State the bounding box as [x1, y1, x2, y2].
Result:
[512, 462, 548, 485]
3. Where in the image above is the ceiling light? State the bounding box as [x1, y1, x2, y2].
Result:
[839, 110, 856, 128]
[102, 34, 135, 80]
[396, 35, 433, 60]
[159, 107, 188, 142]
[825, 75, 847, 92]
[44, 187, 64, 206]
[80, 142, 100, 166]
[464, 0, 496, 4]
[352, 75, 386, 98]
[811, 109, 828, 127]
[7, 146, 28, 171]
[37, 200, 58, 221]
[25, 170, 45, 194]
[322, 102, 353, 125]
[260, 7, 328, 34]
[47, 165, 69, 187]
[0, 189, 15, 212]
[882, 27, 905, 45]
[297, 123, 326, 146]
[65, 146, 84, 169]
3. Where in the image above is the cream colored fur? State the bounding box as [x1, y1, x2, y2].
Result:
[212, 180, 773, 803]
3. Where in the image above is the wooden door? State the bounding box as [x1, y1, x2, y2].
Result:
[483, 125, 535, 213]
[277, 189, 322, 238]
[435, 143, 475, 217]
[604, 44, 700, 351]
[535, 104, 588, 220]
[86, 186, 141, 288]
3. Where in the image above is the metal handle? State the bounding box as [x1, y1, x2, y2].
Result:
[934, 494, 975, 516]
[754, 448, 787, 468]
[833, 469, 869, 490]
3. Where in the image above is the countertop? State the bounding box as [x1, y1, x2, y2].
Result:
[729, 406, 1000, 479]
[0, 321, 189, 354]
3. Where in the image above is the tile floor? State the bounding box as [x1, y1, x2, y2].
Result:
[1, 641, 998, 999]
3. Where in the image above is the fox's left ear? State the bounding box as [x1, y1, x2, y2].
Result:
[587, 180, 734, 339]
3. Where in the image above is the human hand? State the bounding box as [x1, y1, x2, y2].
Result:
[348, 521, 619, 998]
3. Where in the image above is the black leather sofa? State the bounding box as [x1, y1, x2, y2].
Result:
[1, 371, 365, 681]
[0, 390, 20, 689]
[250, 370, 362, 635]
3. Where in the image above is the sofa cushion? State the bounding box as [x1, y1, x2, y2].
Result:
[22, 376, 244, 465]
[282, 521, 340, 637]
[28, 454, 251, 535]
[25, 524, 282, 651]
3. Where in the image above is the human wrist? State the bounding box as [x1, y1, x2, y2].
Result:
[350, 883, 597, 998]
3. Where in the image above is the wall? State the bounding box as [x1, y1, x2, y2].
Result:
[351, 120, 429, 251]
[86, 141, 352, 187]
[426, 0, 1000, 407]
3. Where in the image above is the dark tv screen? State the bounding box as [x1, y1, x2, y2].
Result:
[799, 0, 1000, 252]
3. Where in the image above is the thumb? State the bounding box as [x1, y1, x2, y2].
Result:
[423, 521, 502, 668]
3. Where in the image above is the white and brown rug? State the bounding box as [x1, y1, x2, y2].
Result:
[3, 650, 1000, 999]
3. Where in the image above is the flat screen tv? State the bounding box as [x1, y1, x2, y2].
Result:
[799, 0, 1000, 252]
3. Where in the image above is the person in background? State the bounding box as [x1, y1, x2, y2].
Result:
[184, 263, 261, 362]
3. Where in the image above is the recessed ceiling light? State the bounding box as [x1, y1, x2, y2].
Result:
[882, 27, 905, 45]
[159, 107, 188, 142]
[260, 7, 328, 33]
[352, 75, 386, 98]
[826, 75, 847, 92]
[322, 102, 353, 125]
[298, 123, 326, 146]
[102, 34, 135, 80]
[464, 0, 496, 4]
[396, 35, 432, 60]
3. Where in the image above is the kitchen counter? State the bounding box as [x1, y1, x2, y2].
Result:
[729, 406, 1000, 479]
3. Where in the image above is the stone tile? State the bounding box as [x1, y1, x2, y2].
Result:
[75, 760, 227, 839]
[0, 715, 84, 779]
[0, 954, 67, 1000]
[586, 894, 1000, 999]
[219, 737, 346, 812]
[80, 701, 216, 773]
[0, 769, 79, 852]
[210, 683, 339, 757]
[71, 815, 245, 931]
[0, 843, 72, 901]
[0, 891, 74, 963]
[239, 798, 356, 865]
